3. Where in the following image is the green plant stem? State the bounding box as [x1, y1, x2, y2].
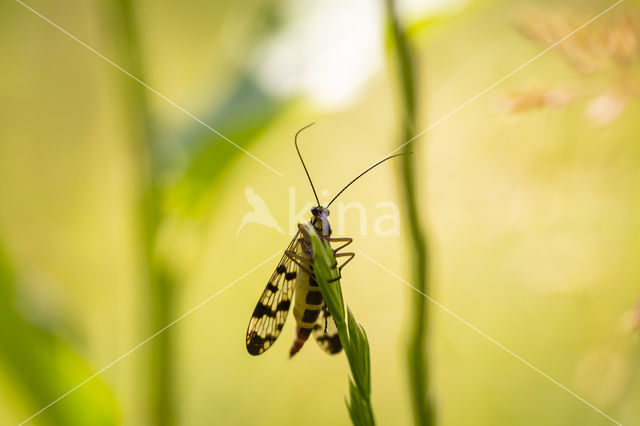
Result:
[385, 1, 434, 425]
[309, 226, 375, 426]
[110, 1, 174, 425]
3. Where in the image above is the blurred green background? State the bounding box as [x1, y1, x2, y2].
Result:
[1, 0, 639, 425]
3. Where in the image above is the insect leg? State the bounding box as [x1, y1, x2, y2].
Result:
[328, 238, 353, 271]
[297, 223, 312, 239]
[327, 237, 353, 253]
[335, 252, 355, 271]
[284, 250, 314, 276]
[327, 252, 355, 283]
[298, 222, 337, 268]
[323, 304, 329, 334]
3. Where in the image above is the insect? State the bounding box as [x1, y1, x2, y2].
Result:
[245, 123, 405, 357]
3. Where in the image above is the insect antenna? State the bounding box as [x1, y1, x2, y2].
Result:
[327, 153, 410, 207]
[295, 122, 321, 206]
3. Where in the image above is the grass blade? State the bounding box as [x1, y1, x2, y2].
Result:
[307, 224, 375, 426]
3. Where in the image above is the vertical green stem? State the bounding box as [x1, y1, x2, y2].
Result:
[385, 1, 434, 425]
[309, 228, 375, 426]
[109, 1, 174, 425]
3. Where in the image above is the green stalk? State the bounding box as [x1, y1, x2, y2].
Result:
[109, 1, 174, 425]
[308, 225, 375, 426]
[384, 1, 435, 425]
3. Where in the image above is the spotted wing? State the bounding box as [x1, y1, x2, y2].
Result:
[246, 232, 301, 355]
[312, 304, 343, 355]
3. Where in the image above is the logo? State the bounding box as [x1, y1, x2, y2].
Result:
[236, 187, 285, 235]
[237, 186, 400, 237]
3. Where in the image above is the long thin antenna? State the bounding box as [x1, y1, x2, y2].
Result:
[295, 122, 320, 206]
[327, 153, 410, 207]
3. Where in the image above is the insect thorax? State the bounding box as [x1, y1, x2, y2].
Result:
[310, 207, 332, 239]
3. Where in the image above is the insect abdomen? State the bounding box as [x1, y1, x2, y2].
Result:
[290, 268, 323, 356]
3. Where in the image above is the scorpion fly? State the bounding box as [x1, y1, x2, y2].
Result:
[245, 123, 405, 357]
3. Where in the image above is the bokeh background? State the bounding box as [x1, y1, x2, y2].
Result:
[1, 0, 639, 425]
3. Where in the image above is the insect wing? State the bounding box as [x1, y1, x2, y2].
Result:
[313, 305, 343, 355]
[246, 232, 301, 355]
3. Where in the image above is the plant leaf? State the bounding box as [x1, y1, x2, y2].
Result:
[0, 245, 119, 426]
[307, 224, 375, 426]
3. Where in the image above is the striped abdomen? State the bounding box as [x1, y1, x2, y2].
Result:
[290, 267, 323, 357]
